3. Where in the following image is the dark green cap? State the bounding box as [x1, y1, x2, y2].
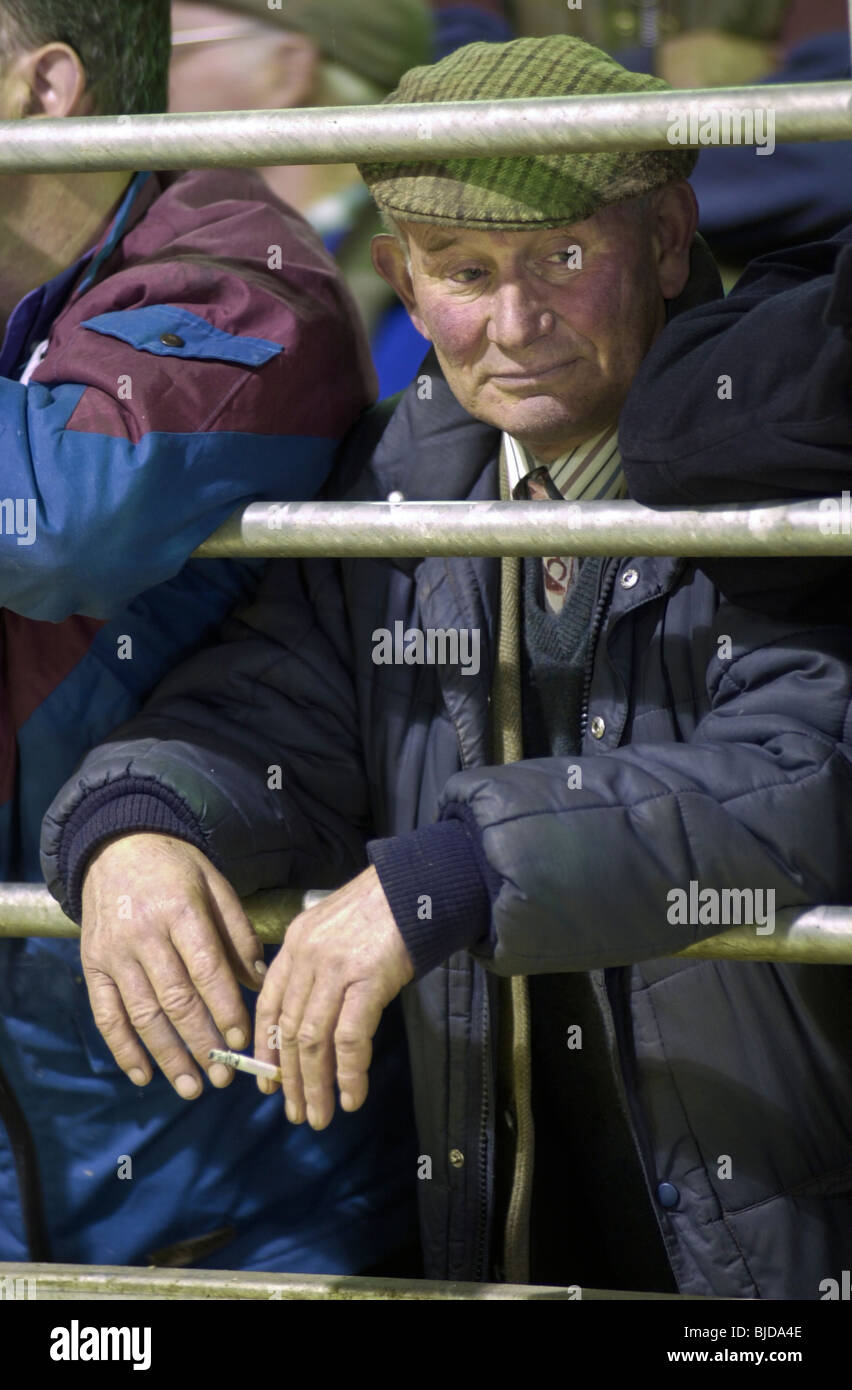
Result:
[359, 36, 698, 231]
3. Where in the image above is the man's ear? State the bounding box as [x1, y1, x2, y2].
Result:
[263, 32, 321, 110]
[11, 43, 90, 119]
[651, 181, 700, 301]
[371, 234, 431, 340]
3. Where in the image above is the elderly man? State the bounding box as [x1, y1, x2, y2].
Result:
[43, 37, 852, 1296]
[0, 0, 419, 1275]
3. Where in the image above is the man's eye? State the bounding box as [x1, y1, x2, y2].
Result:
[546, 248, 583, 267]
[450, 268, 484, 283]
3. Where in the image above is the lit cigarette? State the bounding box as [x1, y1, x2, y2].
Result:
[209, 1049, 282, 1083]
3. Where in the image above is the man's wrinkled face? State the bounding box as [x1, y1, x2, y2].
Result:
[396, 203, 670, 459]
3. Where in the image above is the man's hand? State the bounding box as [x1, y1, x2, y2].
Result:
[81, 834, 267, 1098]
[254, 866, 414, 1130]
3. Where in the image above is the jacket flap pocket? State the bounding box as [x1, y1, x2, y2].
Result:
[80, 305, 284, 366]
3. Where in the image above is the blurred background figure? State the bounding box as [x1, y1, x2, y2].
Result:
[171, 0, 513, 394]
[512, 1, 852, 287]
[430, 0, 513, 57]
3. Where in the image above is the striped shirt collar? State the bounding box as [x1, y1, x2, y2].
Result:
[503, 423, 625, 502]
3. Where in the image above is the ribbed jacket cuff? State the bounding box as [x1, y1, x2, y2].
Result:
[60, 779, 214, 923]
[367, 818, 496, 979]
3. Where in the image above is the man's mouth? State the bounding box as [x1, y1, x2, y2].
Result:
[489, 361, 578, 387]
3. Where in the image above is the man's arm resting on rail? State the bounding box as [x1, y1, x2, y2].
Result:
[257, 603, 852, 1128]
[40, 557, 372, 1096]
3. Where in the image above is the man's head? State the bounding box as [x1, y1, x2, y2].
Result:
[0, 0, 170, 119]
[170, 1, 431, 114]
[361, 37, 700, 460]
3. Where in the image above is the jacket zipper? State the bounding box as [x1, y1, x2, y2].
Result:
[444, 699, 492, 1283]
[579, 557, 619, 740]
[426, 558, 492, 1283]
[580, 557, 679, 1280]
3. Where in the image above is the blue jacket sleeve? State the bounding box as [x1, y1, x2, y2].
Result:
[40, 556, 372, 918]
[0, 367, 334, 623]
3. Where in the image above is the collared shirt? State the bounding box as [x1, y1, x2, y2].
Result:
[503, 423, 625, 612]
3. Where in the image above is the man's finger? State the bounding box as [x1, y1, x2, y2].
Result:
[206, 882, 267, 992]
[254, 943, 293, 1075]
[169, 904, 253, 1052]
[254, 943, 289, 1036]
[335, 983, 383, 1114]
[261, 952, 316, 1123]
[116, 957, 206, 1099]
[293, 975, 347, 1131]
[85, 967, 153, 1087]
[123, 939, 237, 1093]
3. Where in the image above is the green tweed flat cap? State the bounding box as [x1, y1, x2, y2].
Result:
[358, 36, 698, 231]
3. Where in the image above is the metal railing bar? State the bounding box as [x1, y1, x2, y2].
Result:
[0, 1260, 719, 1300]
[0, 83, 849, 172]
[192, 498, 852, 560]
[5, 886, 852, 963]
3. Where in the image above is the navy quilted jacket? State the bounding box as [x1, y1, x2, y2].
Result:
[43, 331, 852, 1298]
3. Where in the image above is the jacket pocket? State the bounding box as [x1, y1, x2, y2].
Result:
[80, 305, 284, 367]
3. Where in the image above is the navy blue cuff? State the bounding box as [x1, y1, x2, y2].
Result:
[367, 816, 498, 978]
[60, 778, 215, 923]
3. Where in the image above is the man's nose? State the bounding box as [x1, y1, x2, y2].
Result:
[487, 278, 555, 350]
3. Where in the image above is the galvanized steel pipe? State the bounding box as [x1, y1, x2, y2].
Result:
[0, 883, 311, 945]
[0, 84, 849, 172]
[6, 885, 852, 963]
[193, 497, 852, 559]
[0, 1261, 709, 1300]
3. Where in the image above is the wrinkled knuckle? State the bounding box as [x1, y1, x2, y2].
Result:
[277, 1015, 300, 1045]
[188, 950, 222, 990]
[94, 1004, 126, 1034]
[296, 1022, 325, 1051]
[333, 1025, 362, 1052]
[158, 983, 202, 1022]
[126, 999, 164, 1032]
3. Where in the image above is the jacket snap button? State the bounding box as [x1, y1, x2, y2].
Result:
[656, 1181, 679, 1208]
[620, 567, 639, 589]
[590, 715, 606, 740]
[449, 1148, 465, 1168]
[160, 332, 185, 348]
